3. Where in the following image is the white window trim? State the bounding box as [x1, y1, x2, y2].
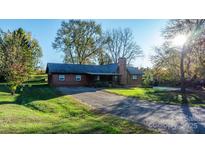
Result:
[132, 75, 137, 80]
[59, 75, 65, 81]
[114, 75, 118, 81]
[96, 75, 100, 81]
[75, 75, 81, 81]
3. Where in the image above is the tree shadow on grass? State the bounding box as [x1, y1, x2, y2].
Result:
[145, 90, 205, 106]
[0, 84, 65, 108]
[0, 84, 103, 114]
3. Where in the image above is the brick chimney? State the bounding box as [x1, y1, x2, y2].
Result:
[118, 57, 127, 85]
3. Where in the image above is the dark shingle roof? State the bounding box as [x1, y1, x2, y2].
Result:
[127, 67, 143, 75]
[46, 63, 119, 75]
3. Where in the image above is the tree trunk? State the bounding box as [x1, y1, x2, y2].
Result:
[180, 47, 186, 93]
[10, 85, 16, 96]
[11, 90, 15, 96]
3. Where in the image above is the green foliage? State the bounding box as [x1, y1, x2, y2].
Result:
[152, 20, 205, 86]
[142, 69, 154, 87]
[97, 49, 112, 65]
[52, 21, 143, 65]
[151, 43, 181, 85]
[0, 30, 5, 79]
[53, 20, 107, 64]
[0, 28, 42, 95]
[163, 20, 205, 80]
[30, 38, 43, 69]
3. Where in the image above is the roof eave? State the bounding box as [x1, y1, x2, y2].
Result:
[86, 72, 120, 75]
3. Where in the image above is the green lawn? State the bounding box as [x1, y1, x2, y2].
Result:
[106, 87, 205, 106]
[0, 75, 154, 133]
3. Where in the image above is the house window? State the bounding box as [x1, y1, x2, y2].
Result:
[96, 75, 100, 81]
[132, 75, 137, 80]
[75, 75, 81, 81]
[113, 75, 118, 81]
[59, 75, 65, 81]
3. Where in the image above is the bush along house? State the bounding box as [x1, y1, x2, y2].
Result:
[46, 57, 143, 87]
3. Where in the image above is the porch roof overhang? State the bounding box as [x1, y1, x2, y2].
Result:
[86, 72, 120, 75]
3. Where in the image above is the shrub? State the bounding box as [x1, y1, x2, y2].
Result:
[142, 71, 154, 87]
[0, 75, 5, 82]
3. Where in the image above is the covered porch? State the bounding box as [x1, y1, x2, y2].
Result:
[87, 73, 120, 87]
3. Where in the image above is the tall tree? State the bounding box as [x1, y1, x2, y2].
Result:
[163, 19, 205, 39]
[162, 19, 205, 92]
[97, 49, 112, 65]
[30, 38, 43, 69]
[105, 28, 143, 65]
[53, 20, 107, 64]
[0, 48, 3, 73]
[151, 43, 181, 83]
[0, 30, 5, 77]
[0, 28, 42, 95]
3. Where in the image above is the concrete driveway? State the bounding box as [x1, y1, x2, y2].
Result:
[57, 87, 205, 134]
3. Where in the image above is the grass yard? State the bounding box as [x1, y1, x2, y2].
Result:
[106, 87, 205, 107]
[0, 75, 154, 133]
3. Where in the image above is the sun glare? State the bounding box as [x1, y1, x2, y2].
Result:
[172, 35, 187, 47]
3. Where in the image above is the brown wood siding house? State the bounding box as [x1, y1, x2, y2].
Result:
[46, 58, 143, 87]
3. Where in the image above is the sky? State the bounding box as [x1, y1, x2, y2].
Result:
[0, 19, 168, 68]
